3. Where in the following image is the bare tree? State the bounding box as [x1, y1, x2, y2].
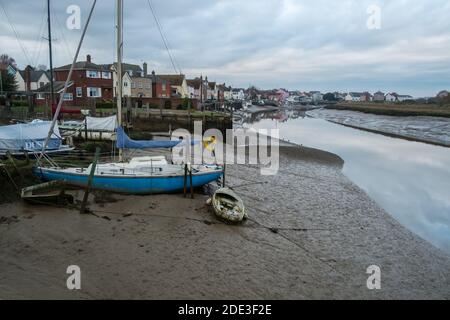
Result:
[0, 54, 17, 69]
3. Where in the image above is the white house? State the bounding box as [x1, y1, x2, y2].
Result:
[345, 92, 362, 102]
[111, 63, 142, 98]
[207, 82, 218, 100]
[385, 93, 398, 102]
[310, 91, 323, 103]
[14, 66, 50, 92]
[231, 88, 245, 100]
[186, 78, 203, 100]
[113, 71, 132, 97]
[223, 87, 232, 101]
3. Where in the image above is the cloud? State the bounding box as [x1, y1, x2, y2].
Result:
[1, 0, 449, 96]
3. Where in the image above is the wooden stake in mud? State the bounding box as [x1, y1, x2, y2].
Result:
[6, 151, 24, 184]
[0, 163, 19, 193]
[223, 162, 226, 188]
[189, 164, 194, 199]
[80, 147, 100, 214]
[23, 151, 30, 165]
[183, 163, 187, 198]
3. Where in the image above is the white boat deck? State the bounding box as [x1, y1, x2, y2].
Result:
[48, 156, 222, 177]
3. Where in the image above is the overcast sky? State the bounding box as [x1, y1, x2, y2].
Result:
[1, 0, 449, 97]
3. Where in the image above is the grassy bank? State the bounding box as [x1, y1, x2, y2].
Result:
[329, 102, 450, 118]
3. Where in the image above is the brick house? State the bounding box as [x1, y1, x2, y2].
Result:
[148, 71, 171, 98]
[157, 74, 188, 98]
[46, 54, 113, 106]
[217, 84, 227, 102]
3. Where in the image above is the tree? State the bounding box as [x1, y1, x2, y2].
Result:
[0, 69, 17, 92]
[323, 92, 337, 101]
[0, 54, 17, 69]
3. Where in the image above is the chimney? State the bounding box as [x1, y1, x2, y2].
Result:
[25, 65, 32, 92]
[87, 54, 91, 63]
[143, 62, 148, 77]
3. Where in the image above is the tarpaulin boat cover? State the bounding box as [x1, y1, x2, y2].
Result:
[62, 115, 117, 131]
[86, 115, 117, 131]
[0, 120, 61, 152]
[116, 126, 182, 149]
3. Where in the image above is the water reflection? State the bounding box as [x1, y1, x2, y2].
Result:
[240, 110, 450, 253]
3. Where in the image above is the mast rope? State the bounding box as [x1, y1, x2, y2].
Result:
[0, 0, 33, 66]
[37, 0, 98, 167]
[146, 0, 182, 74]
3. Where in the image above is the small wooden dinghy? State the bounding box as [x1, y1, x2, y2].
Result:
[21, 180, 72, 204]
[211, 188, 247, 223]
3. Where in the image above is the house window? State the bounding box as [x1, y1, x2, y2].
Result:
[102, 71, 111, 79]
[162, 83, 166, 91]
[39, 82, 45, 88]
[131, 82, 136, 89]
[62, 93, 73, 101]
[86, 70, 100, 78]
[36, 93, 45, 100]
[138, 82, 143, 89]
[76, 87, 82, 97]
[124, 82, 128, 87]
[87, 87, 102, 98]
[145, 82, 151, 89]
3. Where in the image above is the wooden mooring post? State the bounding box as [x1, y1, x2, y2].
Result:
[223, 162, 226, 188]
[6, 151, 24, 184]
[183, 163, 187, 197]
[80, 147, 101, 214]
[183, 163, 194, 199]
[189, 165, 194, 199]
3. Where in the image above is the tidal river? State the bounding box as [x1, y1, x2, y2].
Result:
[239, 110, 450, 253]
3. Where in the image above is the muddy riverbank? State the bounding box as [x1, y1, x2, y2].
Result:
[0, 145, 449, 299]
[308, 108, 450, 147]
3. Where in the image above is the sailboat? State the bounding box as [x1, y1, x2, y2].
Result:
[33, 0, 223, 194]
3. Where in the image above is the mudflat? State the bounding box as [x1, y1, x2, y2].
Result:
[0, 146, 449, 299]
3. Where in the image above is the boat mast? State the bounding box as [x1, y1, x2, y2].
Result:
[47, 0, 55, 109]
[116, 0, 123, 162]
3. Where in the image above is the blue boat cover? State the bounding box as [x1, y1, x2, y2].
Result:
[116, 126, 183, 149]
[0, 120, 61, 152]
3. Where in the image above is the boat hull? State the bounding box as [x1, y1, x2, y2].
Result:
[33, 167, 223, 194]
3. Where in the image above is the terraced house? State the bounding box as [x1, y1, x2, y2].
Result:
[187, 76, 208, 101]
[42, 54, 113, 106]
[157, 74, 188, 98]
[110, 62, 144, 98]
